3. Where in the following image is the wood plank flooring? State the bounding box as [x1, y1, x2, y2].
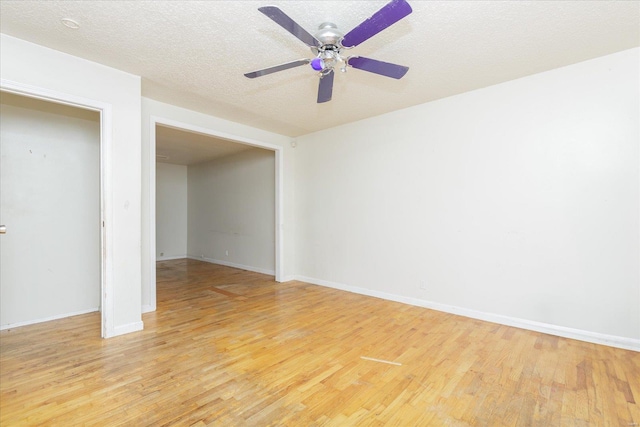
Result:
[1, 258, 639, 426]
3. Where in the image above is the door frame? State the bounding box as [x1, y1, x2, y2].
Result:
[1, 78, 114, 338]
[147, 116, 284, 311]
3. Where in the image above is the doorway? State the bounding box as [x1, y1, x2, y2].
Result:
[157, 124, 275, 265]
[0, 92, 100, 329]
[145, 117, 284, 312]
[0, 79, 117, 338]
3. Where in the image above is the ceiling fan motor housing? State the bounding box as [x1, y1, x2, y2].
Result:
[312, 23, 346, 73]
[314, 22, 343, 46]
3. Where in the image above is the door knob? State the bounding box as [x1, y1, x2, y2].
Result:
[0, 225, 6, 234]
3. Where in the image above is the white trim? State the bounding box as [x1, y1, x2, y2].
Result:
[142, 305, 154, 314]
[112, 321, 144, 337]
[0, 78, 114, 339]
[147, 116, 285, 312]
[148, 121, 158, 312]
[152, 116, 285, 152]
[188, 255, 275, 276]
[295, 275, 640, 352]
[0, 308, 99, 331]
[274, 147, 284, 282]
[100, 103, 114, 339]
[156, 255, 187, 261]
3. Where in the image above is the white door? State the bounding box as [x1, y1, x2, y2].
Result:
[0, 92, 101, 329]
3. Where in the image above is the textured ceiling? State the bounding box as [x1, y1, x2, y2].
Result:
[1, 1, 638, 137]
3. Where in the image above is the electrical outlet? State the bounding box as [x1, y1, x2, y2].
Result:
[160, 252, 164, 257]
[419, 281, 428, 290]
[225, 250, 229, 256]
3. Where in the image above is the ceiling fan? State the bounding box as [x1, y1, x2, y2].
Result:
[244, 0, 413, 103]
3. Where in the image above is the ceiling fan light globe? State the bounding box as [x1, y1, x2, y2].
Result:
[311, 57, 325, 71]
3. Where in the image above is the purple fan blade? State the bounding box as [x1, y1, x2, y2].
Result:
[259, 6, 320, 47]
[341, 0, 412, 48]
[245, 59, 310, 78]
[317, 71, 334, 103]
[348, 56, 409, 79]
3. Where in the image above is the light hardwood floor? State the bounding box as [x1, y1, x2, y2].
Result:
[1, 258, 639, 426]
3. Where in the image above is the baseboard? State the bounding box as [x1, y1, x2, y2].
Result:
[108, 320, 144, 338]
[279, 275, 296, 283]
[295, 275, 640, 352]
[187, 255, 275, 276]
[142, 304, 156, 314]
[156, 255, 187, 261]
[0, 307, 99, 331]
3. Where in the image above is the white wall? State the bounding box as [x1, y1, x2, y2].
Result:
[187, 149, 275, 274]
[4, 34, 635, 348]
[294, 48, 640, 346]
[156, 162, 188, 260]
[1, 34, 143, 336]
[0, 93, 100, 327]
[141, 98, 294, 311]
